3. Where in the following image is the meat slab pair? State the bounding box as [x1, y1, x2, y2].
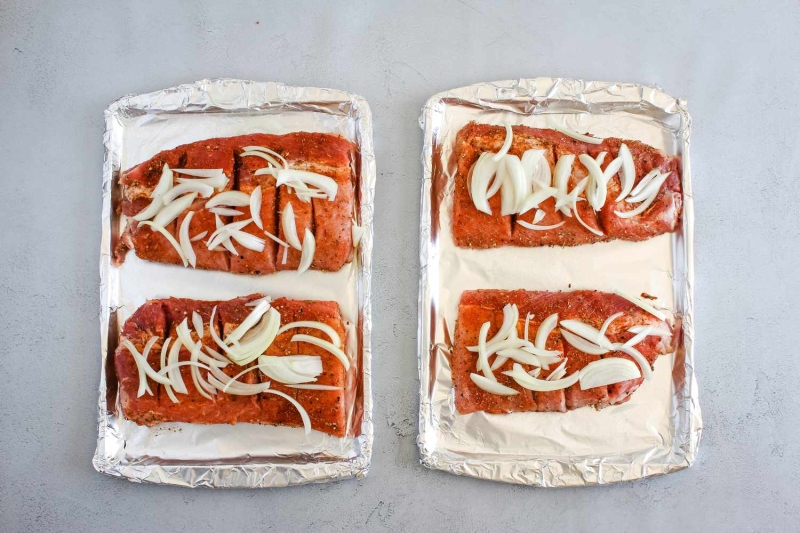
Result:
[115, 132, 356, 274]
[452, 123, 682, 248]
[114, 294, 349, 437]
[452, 290, 674, 414]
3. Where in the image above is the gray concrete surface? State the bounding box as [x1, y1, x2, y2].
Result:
[1, 0, 798, 531]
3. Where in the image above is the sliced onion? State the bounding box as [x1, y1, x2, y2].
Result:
[226, 308, 282, 366]
[160, 338, 179, 403]
[548, 116, 604, 144]
[503, 363, 580, 391]
[276, 169, 338, 201]
[615, 189, 659, 219]
[626, 172, 670, 204]
[572, 197, 604, 236]
[521, 149, 551, 189]
[178, 211, 196, 268]
[533, 209, 545, 224]
[560, 319, 613, 349]
[152, 164, 174, 198]
[546, 358, 567, 381]
[616, 143, 636, 201]
[492, 122, 513, 161]
[468, 337, 560, 358]
[258, 355, 323, 384]
[291, 333, 349, 371]
[288, 384, 342, 391]
[134, 337, 158, 397]
[579, 358, 641, 389]
[553, 154, 574, 200]
[603, 156, 623, 182]
[578, 154, 607, 210]
[132, 195, 164, 222]
[595, 152, 607, 166]
[192, 311, 204, 339]
[475, 321, 494, 381]
[250, 186, 263, 229]
[230, 229, 266, 252]
[161, 182, 214, 205]
[560, 329, 609, 355]
[152, 192, 198, 228]
[523, 313, 532, 342]
[240, 146, 288, 168]
[528, 367, 542, 379]
[190, 231, 208, 242]
[613, 343, 653, 380]
[240, 150, 283, 169]
[470, 372, 518, 395]
[488, 304, 519, 346]
[121, 338, 173, 388]
[297, 229, 315, 274]
[175, 173, 228, 191]
[188, 339, 214, 400]
[204, 346, 231, 364]
[138, 221, 187, 267]
[615, 291, 667, 320]
[225, 301, 271, 344]
[206, 218, 253, 251]
[496, 348, 541, 367]
[535, 313, 558, 350]
[209, 307, 234, 356]
[245, 296, 271, 308]
[501, 154, 527, 215]
[207, 372, 271, 396]
[261, 228, 290, 248]
[263, 388, 312, 435]
[624, 326, 654, 347]
[206, 190, 250, 208]
[628, 169, 660, 198]
[599, 312, 623, 338]
[628, 325, 671, 337]
[209, 207, 244, 216]
[518, 187, 557, 215]
[352, 221, 364, 248]
[490, 355, 509, 371]
[469, 152, 500, 215]
[517, 220, 565, 231]
[282, 243, 288, 264]
[282, 203, 302, 250]
[278, 321, 341, 346]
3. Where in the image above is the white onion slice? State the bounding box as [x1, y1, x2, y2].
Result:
[603, 156, 623, 182]
[613, 344, 653, 380]
[161, 182, 214, 205]
[470, 373, 518, 395]
[250, 186, 263, 229]
[175, 174, 228, 191]
[188, 340, 214, 400]
[208, 207, 244, 217]
[503, 363, 580, 391]
[152, 164, 174, 198]
[518, 187, 557, 215]
[628, 325, 671, 337]
[263, 388, 312, 435]
[548, 116, 604, 144]
[121, 339, 174, 388]
[258, 355, 323, 384]
[560, 329, 609, 355]
[204, 346, 231, 364]
[624, 326, 654, 347]
[178, 211, 196, 268]
[206, 218, 253, 251]
[209, 307, 234, 356]
[469, 153, 500, 215]
[276, 169, 338, 201]
[261, 229, 290, 248]
[490, 355, 509, 371]
[578, 154, 607, 210]
[225, 301, 271, 344]
[523, 313, 532, 342]
[230, 230, 266, 252]
[533, 209, 545, 224]
[521, 149, 551, 189]
[226, 308, 282, 366]
[628, 169, 660, 198]
[615, 188, 659, 219]
[281, 243, 288, 264]
[135, 337, 159, 397]
[132, 195, 164, 222]
[560, 319, 613, 349]
[492, 122, 513, 161]
[278, 321, 341, 346]
[240, 150, 284, 169]
[297, 229, 315, 274]
[206, 190, 250, 208]
[535, 313, 558, 351]
[282, 203, 302, 250]
[529, 367, 541, 379]
[546, 358, 568, 381]
[124, 338, 153, 397]
[504, 154, 527, 215]
[137, 221, 187, 267]
[240, 146, 288, 168]
[616, 143, 636, 201]
[595, 152, 607, 166]
[553, 154, 574, 200]
[599, 312, 623, 339]
[496, 348, 541, 367]
[579, 358, 641, 390]
[291, 333, 350, 371]
[207, 372, 271, 396]
[615, 291, 667, 320]
[166, 339, 186, 393]
[192, 311, 204, 339]
[626, 172, 670, 204]
[475, 322, 494, 381]
[486, 304, 519, 346]
[572, 197, 604, 236]
[160, 338, 179, 403]
[517, 220, 565, 231]
[190, 231, 208, 242]
[152, 192, 198, 228]
[468, 338, 560, 358]
[288, 384, 342, 391]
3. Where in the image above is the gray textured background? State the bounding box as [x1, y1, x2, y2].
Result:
[1, 1, 798, 532]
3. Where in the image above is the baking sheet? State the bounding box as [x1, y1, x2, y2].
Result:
[417, 78, 701, 485]
[93, 79, 375, 487]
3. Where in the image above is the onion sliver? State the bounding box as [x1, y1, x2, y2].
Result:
[615, 189, 659, 219]
[535, 313, 559, 351]
[502, 154, 527, 215]
[160, 338, 179, 403]
[278, 321, 341, 346]
[616, 143, 636, 201]
[573, 199, 604, 236]
[250, 186, 263, 229]
[470, 373, 518, 395]
[553, 154, 574, 199]
[152, 192, 198, 228]
[297, 229, 315, 274]
[226, 308, 281, 366]
[626, 172, 670, 204]
[178, 211, 197, 268]
[579, 358, 641, 390]
[152, 164, 174, 198]
[496, 348, 541, 367]
[138, 221, 187, 267]
[548, 116, 603, 144]
[206, 190, 250, 208]
[208, 207, 244, 217]
[490, 355, 509, 371]
[225, 301, 271, 344]
[192, 311, 204, 339]
[240, 146, 288, 168]
[263, 388, 312, 435]
[132, 195, 164, 222]
[517, 220, 565, 231]
[176, 174, 228, 190]
[230, 229, 266, 252]
[503, 363, 580, 391]
[239, 150, 283, 169]
[524, 313, 532, 342]
[476, 321, 494, 380]
[492, 122, 513, 161]
[599, 312, 623, 338]
[122, 339, 172, 388]
[207, 372, 271, 396]
[469, 152, 500, 215]
[135, 337, 158, 397]
[487, 304, 519, 346]
[546, 358, 567, 381]
[161, 182, 214, 205]
[258, 355, 323, 384]
[629, 325, 671, 337]
[518, 187, 557, 215]
[613, 344, 653, 380]
[282, 203, 302, 250]
[260, 229, 289, 248]
[189, 340, 214, 400]
[190, 231, 208, 242]
[468, 338, 559, 358]
[595, 152, 607, 166]
[275, 169, 338, 200]
[628, 169, 660, 198]
[578, 154, 607, 210]
[521, 149, 551, 189]
[615, 291, 667, 320]
[560, 319, 612, 349]
[624, 326, 655, 347]
[291, 334, 350, 371]
[560, 329, 609, 355]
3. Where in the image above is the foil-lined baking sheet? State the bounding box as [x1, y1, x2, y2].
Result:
[417, 78, 701, 486]
[94, 79, 375, 487]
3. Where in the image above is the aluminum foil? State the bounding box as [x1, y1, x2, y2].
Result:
[94, 79, 375, 487]
[417, 78, 701, 486]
